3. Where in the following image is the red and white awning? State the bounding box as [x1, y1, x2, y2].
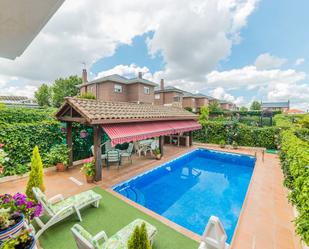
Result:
[102, 120, 201, 146]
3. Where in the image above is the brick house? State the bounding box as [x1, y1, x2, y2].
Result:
[79, 70, 157, 104]
[154, 80, 184, 107]
[261, 101, 290, 112]
[219, 100, 237, 111]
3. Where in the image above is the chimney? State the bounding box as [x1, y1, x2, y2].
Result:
[82, 69, 88, 83]
[138, 72, 143, 79]
[160, 79, 164, 90]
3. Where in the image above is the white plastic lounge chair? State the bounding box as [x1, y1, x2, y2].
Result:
[32, 187, 102, 239]
[198, 216, 229, 249]
[120, 143, 134, 164]
[71, 219, 157, 249]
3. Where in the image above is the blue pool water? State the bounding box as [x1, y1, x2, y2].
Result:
[113, 148, 255, 242]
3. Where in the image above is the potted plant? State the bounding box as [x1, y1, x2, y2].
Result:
[219, 140, 225, 148]
[81, 157, 95, 183]
[0, 143, 9, 175]
[152, 148, 161, 160]
[1, 228, 36, 249]
[232, 141, 238, 149]
[48, 144, 69, 172]
[0, 193, 42, 244]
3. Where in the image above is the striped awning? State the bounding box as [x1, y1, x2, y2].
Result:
[102, 120, 201, 146]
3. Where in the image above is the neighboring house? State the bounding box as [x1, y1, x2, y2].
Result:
[79, 70, 158, 104]
[261, 101, 290, 112]
[154, 80, 213, 112]
[154, 80, 184, 107]
[0, 96, 39, 108]
[285, 109, 305, 114]
[219, 100, 237, 111]
[182, 92, 210, 113]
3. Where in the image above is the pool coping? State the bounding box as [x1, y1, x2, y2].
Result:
[107, 145, 258, 245]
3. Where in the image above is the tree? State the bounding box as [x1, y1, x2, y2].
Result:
[35, 84, 51, 107]
[250, 101, 261, 110]
[52, 75, 81, 107]
[198, 106, 209, 125]
[209, 101, 222, 112]
[239, 106, 248, 112]
[26, 146, 45, 200]
[128, 223, 151, 249]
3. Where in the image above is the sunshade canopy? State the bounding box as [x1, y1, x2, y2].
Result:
[102, 120, 201, 146]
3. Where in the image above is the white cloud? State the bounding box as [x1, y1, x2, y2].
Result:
[206, 66, 306, 89]
[254, 53, 287, 70]
[95, 64, 152, 80]
[295, 58, 305, 66]
[209, 87, 245, 105]
[148, 0, 258, 82]
[0, 0, 258, 96]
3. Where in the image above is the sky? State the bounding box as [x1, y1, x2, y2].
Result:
[0, 0, 308, 110]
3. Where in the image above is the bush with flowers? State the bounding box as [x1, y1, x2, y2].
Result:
[0, 192, 42, 248]
[81, 157, 95, 177]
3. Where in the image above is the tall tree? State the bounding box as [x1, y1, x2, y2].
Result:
[209, 101, 222, 112]
[250, 101, 261, 110]
[198, 106, 209, 125]
[35, 84, 51, 107]
[239, 106, 248, 112]
[52, 75, 81, 107]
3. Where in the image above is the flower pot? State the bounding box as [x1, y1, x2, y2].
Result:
[56, 163, 66, 172]
[155, 154, 161, 160]
[0, 214, 24, 243]
[86, 175, 94, 183]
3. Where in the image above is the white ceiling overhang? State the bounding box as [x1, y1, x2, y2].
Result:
[0, 0, 65, 59]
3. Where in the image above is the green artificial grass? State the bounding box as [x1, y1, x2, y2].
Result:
[39, 187, 199, 249]
[266, 149, 278, 154]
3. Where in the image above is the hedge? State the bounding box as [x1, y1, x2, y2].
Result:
[0, 121, 64, 175]
[0, 108, 56, 123]
[279, 129, 309, 244]
[193, 121, 280, 149]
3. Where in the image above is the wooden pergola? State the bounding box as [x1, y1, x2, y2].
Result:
[56, 97, 200, 181]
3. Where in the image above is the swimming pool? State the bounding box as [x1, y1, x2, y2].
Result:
[113, 148, 255, 242]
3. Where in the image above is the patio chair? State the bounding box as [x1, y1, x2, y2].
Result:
[120, 143, 134, 164]
[106, 150, 121, 168]
[32, 187, 102, 239]
[71, 219, 157, 249]
[90, 140, 112, 161]
[198, 216, 229, 249]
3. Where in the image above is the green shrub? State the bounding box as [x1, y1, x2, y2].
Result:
[79, 92, 96, 100]
[128, 223, 151, 249]
[280, 129, 309, 244]
[47, 144, 69, 166]
[193, 121, 280, 149]
[26, 146, 45, 200]
[0, 108, 55, 124]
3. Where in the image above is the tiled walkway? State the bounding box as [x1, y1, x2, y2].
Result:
[0, 144, 303, 249]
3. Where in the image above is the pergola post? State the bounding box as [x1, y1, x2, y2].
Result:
[93, 125, 102, 181]
[159, 136, 164, 156]
[66, 122, 73, 167]
[189, 131, 193, 146]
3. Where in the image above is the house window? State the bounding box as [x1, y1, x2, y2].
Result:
[155, 94, 160, 99]
[173, 96, 181, 102]
[114, 84, 122, 93]
[144, 86, 150, 94]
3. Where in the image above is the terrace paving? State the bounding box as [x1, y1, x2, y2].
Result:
[0, 144, 303, 249]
